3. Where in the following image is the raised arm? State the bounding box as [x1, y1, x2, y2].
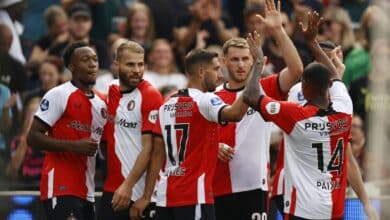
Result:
[299, 11, 339, 80]
[243, 31, 266, 109]
[257, 0, 303, 92]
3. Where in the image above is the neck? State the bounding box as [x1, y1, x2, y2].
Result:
[307, 95, 329, 109]
[131, 36, 145, 44]
[119, 83, 136, 92]
[70, 35, 89, 43]
[42, 84, 56, 91]
[187, 78, 205, 92]
[226, 80, 246, 90]
[71, 80, 93, 95]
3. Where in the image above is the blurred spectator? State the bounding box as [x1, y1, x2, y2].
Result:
[144, 38, 187, 92]
[0, 0, 26, 64]
[94, 37, 127, 95]
[122, 2, 155, 50]
[0, 84, 12, 157]
[350, 38, 390, 124]
[143, 0, 188, 41]
[173, 0, 238, 52]
[6, 97, 44, 181]
[340, 0, 369, 26]
[23, 57, 62, 106]
[350, 114, 367, 179]
[49, 2, 110, 70]
[243, 3, 265, 38]
[321, 6, 369, 88]
[0, 23, 27, 95]
[29, 5, 69, 63]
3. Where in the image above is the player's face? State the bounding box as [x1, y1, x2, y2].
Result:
[71, 47, 98, 85]
[203, 57, 223, 92]
[224, 47, 253, 83]
[116, 50, 144, 89]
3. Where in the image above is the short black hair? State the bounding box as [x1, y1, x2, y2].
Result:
[62, 41, 90, 68]
[184, 49, 218, 75]
[302, 63, 331, 90]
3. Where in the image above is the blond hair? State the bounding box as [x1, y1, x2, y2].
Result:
[125, 2, 155, 44]
[323, 7, 355, 50]
[222, 38, 249, 55]
[115, 40, 144, 61]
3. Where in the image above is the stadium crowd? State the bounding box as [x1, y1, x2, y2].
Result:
[0, 0, 389, 219]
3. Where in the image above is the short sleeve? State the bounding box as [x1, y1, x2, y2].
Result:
[141, 88, 164, 134]
[199, 93, 227, 124]
[152, 111, 163, 137]
[329, 80, 353, 115]
[260, 74, 286, 100]
[35, 89, 65, 127]
[257, 95, 303, 134]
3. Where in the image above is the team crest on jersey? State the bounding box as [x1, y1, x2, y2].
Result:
[148, 110, 158, 123]
[210, 97, 223, 106]
[265, 102, 280, 115]
[127, 100, 135, 111]
[40, 99, 49, 111]
[101, 108, 107, 119]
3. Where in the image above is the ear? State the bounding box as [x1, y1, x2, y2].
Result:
[113, 60, 119, 68]
[198, 66, 205, 78]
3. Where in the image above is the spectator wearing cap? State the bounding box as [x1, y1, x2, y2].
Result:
[48, 2, 110, 70]
[0, 0, 26, 64]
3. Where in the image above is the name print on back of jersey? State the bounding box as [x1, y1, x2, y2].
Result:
[164, 102, 194, 118]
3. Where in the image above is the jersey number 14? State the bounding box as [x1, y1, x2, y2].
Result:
[312, 138, 344, 175]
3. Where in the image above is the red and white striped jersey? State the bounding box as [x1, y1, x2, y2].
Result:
[272, 83, 305, 197]
[153, 88, 227, 207]
[103, 80, 163, 201]
[213, 75, 285, 196]
[35, 82, 107, 202]
[258, 81, 353, 219]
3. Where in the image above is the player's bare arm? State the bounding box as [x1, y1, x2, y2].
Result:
[27, 118, 98, 156]
[299, 11, 339, 80]
[131, 136, 166, 220]
[111, 134, 154, 211]
[346, 145, 378, 220]
[257, 0, 303, 92]
[242, 31, 266, 109]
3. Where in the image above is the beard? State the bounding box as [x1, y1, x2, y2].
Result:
[79, 77, 96, 86]
[118, 68, 142, 89]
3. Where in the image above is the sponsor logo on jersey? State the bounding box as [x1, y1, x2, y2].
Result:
[265, 102, 280, 115]
[305, 118, 349, 135]
[148, 110, 158, 123]
[118, 118, 138, 128]
[165, 166, 186, 177]
[210, 97, 223, 106]
[128, 100, 135, 111]
[40, 99, 49, 111]
[164, 102, 193, 111]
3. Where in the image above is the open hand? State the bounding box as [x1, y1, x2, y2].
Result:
[299, 11, 323, 43]
[256, 0, 283, 31]
[247, 31, 264, 62]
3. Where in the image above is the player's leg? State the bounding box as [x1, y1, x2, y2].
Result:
[42, 196, 88, 220]
[82, 200, 95, 220]
[97, 191, 129, 220]
[271, 195, 284, 215]
[238, 189, 268, 220]
[214, 193, 238, 220]
[172, 204, 216, 220]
